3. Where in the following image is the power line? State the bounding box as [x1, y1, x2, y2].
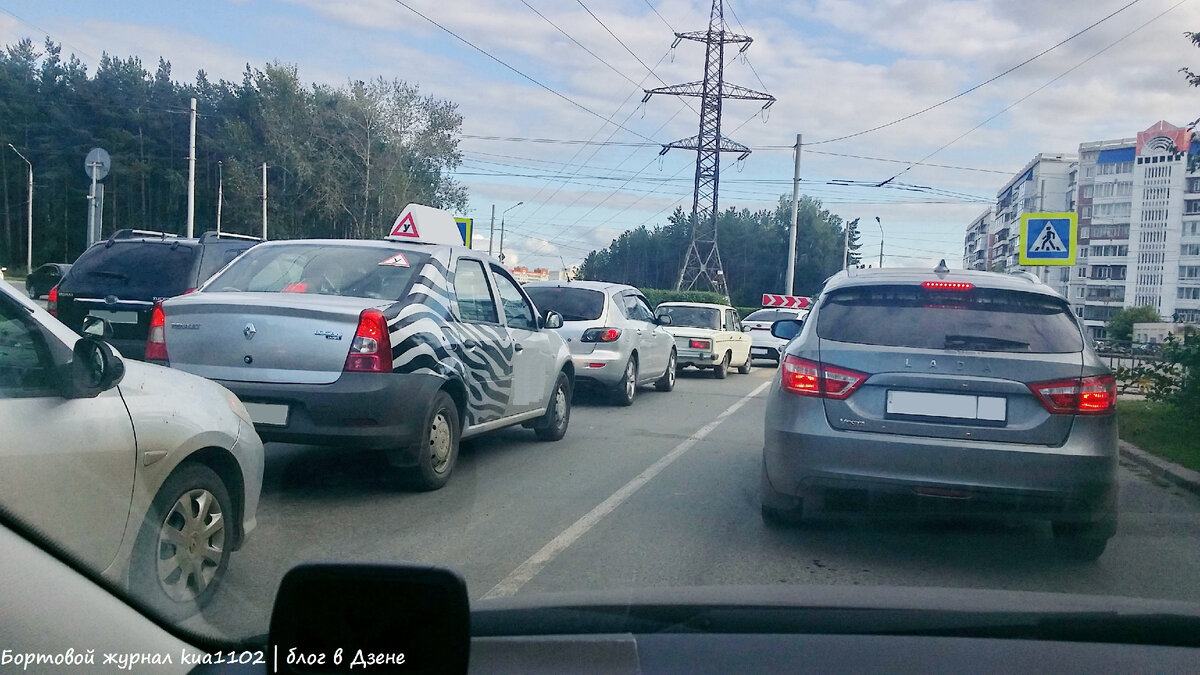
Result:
[877, 0, 1187, 185]
[808, 0, 1147, 146]
[520, 0, 642, 89]
[641, 0, 675, 31]
[389, 0, 659, 144]
[722, 0, 770, 93]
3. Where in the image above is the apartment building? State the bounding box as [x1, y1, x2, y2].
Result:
[963, 208, 992, 271]
[967, 121, 1200, 340]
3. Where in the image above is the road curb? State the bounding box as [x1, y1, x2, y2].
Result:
[1119, 440, 1200, 497]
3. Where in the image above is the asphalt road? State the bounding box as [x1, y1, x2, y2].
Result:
[190, 363, 1200, 640]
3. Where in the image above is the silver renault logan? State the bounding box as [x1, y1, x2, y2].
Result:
[761, 264, 1118, 561]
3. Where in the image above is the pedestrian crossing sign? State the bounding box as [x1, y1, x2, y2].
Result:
[1018, 212, 1076, 266]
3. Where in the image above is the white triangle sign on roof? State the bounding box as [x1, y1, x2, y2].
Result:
[1030, 221, 1067, 253]
[385, 204, 465, 245]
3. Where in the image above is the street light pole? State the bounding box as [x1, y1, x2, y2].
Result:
[7, 144, 32, 273]
[875, 216, 884, 268]
[499, 201, 523, 263]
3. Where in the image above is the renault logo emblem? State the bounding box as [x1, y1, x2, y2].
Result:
[243, 323, 256, 340]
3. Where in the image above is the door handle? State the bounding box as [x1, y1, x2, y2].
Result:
[514, 342, 524, 352]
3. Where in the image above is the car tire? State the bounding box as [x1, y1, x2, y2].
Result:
[129, 462, 235, 621]
[737, 354, 752, 375]
[409, 391, 461, 491]
[1052, 522, 1110, 561]
[713, 352, 729, 379]
[655, 350, 677, 392]
[613, 356, 638, 406]
[534, 371, 572, 441]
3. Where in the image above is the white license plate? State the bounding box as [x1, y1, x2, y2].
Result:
[87, 309, 139, 324]
[244, 402, 289, 426]
[886, 390, 1006, 422]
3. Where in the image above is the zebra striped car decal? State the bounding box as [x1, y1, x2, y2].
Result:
[386, 251, 515, 428]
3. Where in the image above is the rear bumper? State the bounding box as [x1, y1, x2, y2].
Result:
[570, 348, 627, 387]
[213, 371, 444, 455]
[763, 395, 1118, 532]
[677, 348, 720, 367]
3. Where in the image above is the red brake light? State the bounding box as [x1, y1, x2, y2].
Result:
[344, 309, 392, 373]
[1030, 375, 1115, 415]
[145, 302, 168, 362]
[690, 339, 711, 350]
[780, 355, 868, 399]
[921, 281, 974, 291]
[581, 327, 621, 343]
[47, 285, 58, 316]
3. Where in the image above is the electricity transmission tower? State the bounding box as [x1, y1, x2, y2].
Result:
[643, 0, 774, 294]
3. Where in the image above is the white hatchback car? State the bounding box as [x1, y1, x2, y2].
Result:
[742, 308, 808, 364]
[0, 280, 264, 621]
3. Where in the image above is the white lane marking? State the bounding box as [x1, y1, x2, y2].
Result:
[481, 379, 774, 600]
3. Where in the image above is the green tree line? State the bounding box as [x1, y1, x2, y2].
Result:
[0, 38, 466, 271]
[577, 196, 862, 306]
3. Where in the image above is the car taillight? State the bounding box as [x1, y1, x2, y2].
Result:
[690, 339, 711, 349]
[344, 309, 392, 373]
[581, 327, 621, 342]
[47, 285, 58, 316]
[1029, 375, 1116, 415]
[780, 355, 868, 399]
[145, 302, 168, 361]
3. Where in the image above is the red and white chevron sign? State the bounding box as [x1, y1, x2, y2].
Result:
[762, 293, 811, 309]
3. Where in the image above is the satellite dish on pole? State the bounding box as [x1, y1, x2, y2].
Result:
[84, 148, 111, 180]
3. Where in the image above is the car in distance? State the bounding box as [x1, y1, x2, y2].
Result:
[52, 229, 260, 360]
[154, 233, 575, 490]
[0, 279, 264, 620]
[655, 301, 752, 378]
[742, 307, 808, 364]
[25, 262, 71, 299]
[761, 264, 1118, 560]
[524, 280, 676, 405]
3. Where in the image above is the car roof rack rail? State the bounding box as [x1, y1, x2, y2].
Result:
[104, 229, 179, 246]
[198, 230, 263, 243]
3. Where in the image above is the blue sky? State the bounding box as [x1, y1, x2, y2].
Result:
[4, 0, 1200, 270]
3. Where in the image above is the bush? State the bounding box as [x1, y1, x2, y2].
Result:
[1114, 332, 1199, 409]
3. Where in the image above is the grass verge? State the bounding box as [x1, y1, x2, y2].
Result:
[1117, 399, 1200, 473]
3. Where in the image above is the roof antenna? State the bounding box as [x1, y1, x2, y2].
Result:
[934, 259, 950, 276]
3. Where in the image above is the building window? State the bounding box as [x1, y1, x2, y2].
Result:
[1179, 287, 1200, 300]
[1183, 244, 1200, 256]
[1182, 266, 1200, 279]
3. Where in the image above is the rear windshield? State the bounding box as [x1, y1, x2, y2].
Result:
[524, 286, 605, 321]
[744, 309, 801, 322]
[197, 243, 256, 284]
[64, 241, 198, 299]
[656, 305, 722, 330]
[817, 285, 1083, 353]
[204, 243, 429, 301]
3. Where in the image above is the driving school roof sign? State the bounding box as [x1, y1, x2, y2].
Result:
[1018, 212, 1077, 266]
[386, 204, 467, 246]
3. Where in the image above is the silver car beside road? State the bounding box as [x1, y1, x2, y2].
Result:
[153, 239, 575, 491]
[524, 281, 676, 406]
[761, 265, 1118, 561]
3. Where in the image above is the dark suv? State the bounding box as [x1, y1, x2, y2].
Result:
[761, 264, 1118, 560]
[52, 230, 260, 359]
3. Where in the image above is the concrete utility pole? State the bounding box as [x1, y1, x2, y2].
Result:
[489, 204, 496, 255]
[499, 201, 522, 263]
[8, 144, 32, 273]
[875, 216, 884, 268]
[786, 134, 801, 295]
[216, 161, 223, 234]
[261, 163, 268, 240]
[186, 97, 197, 237]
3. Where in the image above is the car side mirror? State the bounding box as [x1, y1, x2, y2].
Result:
[81, 315, 114, 340]
[64, 337, 125, 399]
[770, 319, 804, 341]
[742, 324, 752, 332]
[543, 311, 564, 330]
[655, 314, 672, 326]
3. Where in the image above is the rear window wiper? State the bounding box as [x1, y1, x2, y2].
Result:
[944, 334, 1030, 351]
